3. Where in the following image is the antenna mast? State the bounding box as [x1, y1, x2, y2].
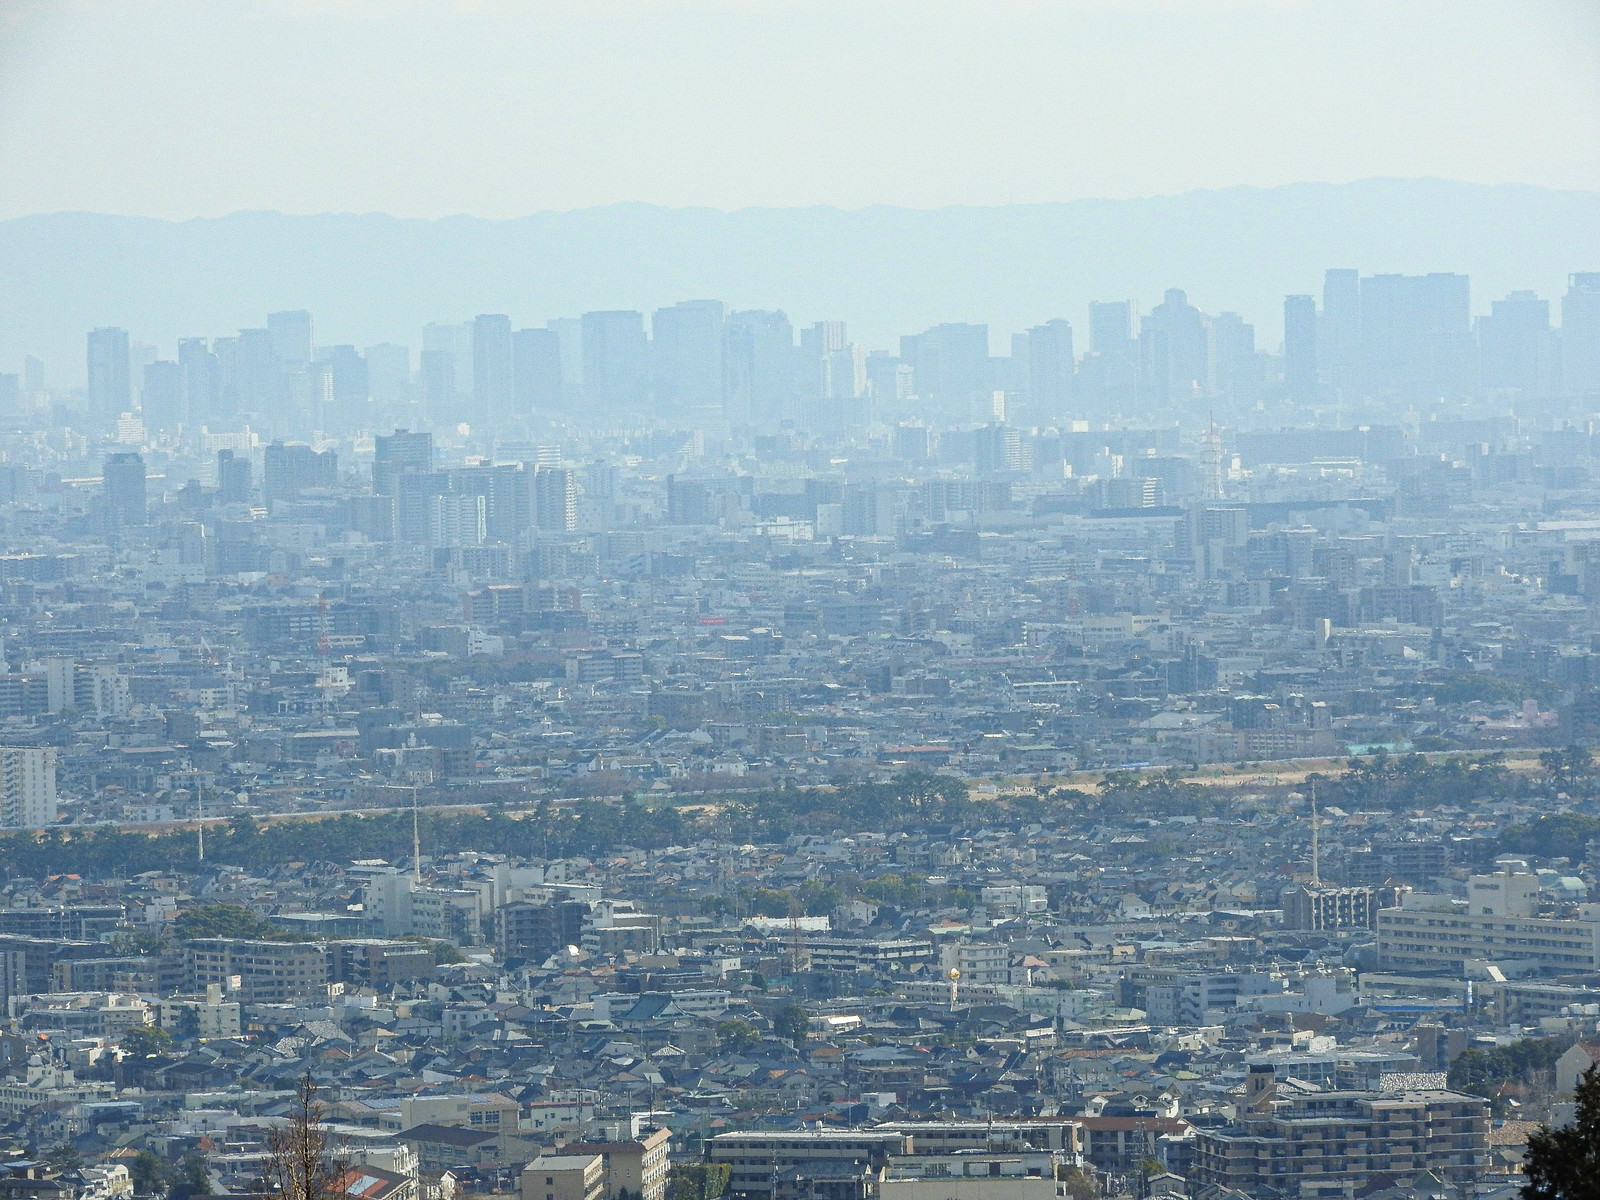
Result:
[1309, 779, 1319, 885]
[411, 786, 423, 886]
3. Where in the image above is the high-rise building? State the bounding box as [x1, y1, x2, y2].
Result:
[217, 450, 253, 504]
[722, 310, 796, 427]
[103, 452, 147, 527]
[429, 493, 487, 548]
[233, 327, 279, 413]
[1321, 268, 1361, 399]
[1088, 301, 1134, 358]
[373, 429, 434, 495]
[1478, 291, 1558, 398]
[267, 310, 313, 367]
[472, 314, 514, 428]
[1139, 289, 1209, 407]
[1080, 301, 1137, 411]
[1211, 312, 1262, 403]
[87, 327, 131, 422]
[902, 323, 990, 424]
[798, 320, 848, 397]
[513, 328, 563, 414]
[1359, 272, 1472, 400]
[365, 343, 411, 408]
[1562, 273, 1600, 399]
[0, 375, 17, 414]
[533, 466, 578, 532]
[141, 360, 185, 431]
[419, 349, 456, 421]
[263, 441, 338, 503]
[22, 356, 43, 397]
[1283, 294, 1318, 403]
[547, 318, 584, 394]
[581, 311, 648, 411]
[1025, 319, 1075, 423]
[0, 747, 57, 828]
[178, 338, 220, 424]
[652, 301, 724, 416]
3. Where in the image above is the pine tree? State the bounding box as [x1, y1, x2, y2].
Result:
[1523, 1063, 1600, 1200]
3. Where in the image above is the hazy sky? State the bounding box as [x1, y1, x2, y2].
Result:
[0, 0, 1596, 219]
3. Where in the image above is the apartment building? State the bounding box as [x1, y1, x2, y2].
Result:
[1377, 862, 1600, 974]
[1191, 1068, 1487, 1196]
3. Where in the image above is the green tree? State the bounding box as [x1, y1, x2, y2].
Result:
[43, 1143, 84, 1172]
[1523, 1063, 1600, 1200]
[773, 1004, 809, 1051]
[667, 1163, 730, 1200]
[173, 903, 281, 942]
[130, 1149, 170, 1195]
[121, 1023, 174, 1059]
[1055, 1166, 1099, 1200]
[716, 1019, 760, 1054]
[173, 1153, 213, 1200]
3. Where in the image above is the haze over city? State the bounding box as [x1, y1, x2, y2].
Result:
[0, 5, 1596, 1200]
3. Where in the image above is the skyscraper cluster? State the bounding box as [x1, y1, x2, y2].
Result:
[0, 271, 1593, 448]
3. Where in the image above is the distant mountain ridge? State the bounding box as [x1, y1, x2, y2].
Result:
[4, 178, 1599, 377]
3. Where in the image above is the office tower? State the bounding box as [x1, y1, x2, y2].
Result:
[394, 471, 448, 544]
[1562, 273, 1600, 398]
[513, 328, 563, 413]
[974, 424, 1024, 475]
[365, 344, 411, 408]
[1080, 301, 1137, 410]
[0, 747, 57, 828]
[1283, 295, 1318, 403]
[1478, 291, 1558, 398]
[1026, 319, 1075, 423]
[581, 310, 649, 411]
[1359, 272, 1472, 400]
[547, 318, 584, 394]
[651, 301, 724, 417]
[141, 360, 185, 431]
[866, 352, 911, 420]
[722, 310, 796, 426]
[22, 356, 43, 396]
[825, 344, 867, 409]
[1088, 301, 1134, 357]
[472, 314, 514, 428]
[233, 327, 279, 412]
[103, 452, 148, 527]
[178, 338, 220, 423]
[902, 323, 991, 424]
[316, 345, 368, 404]
[1211, 312, 1261, 403]
[798, 320, 848, 397]
[263, 441, 338, 503]
[1321, 268, 1361, 398]
[419, 349, 456, 421]
[533, 465, 578, 532]
[87, 327, 131, 421]
[267, 310, 313, 366]
[1139, 289, 1209, 407]
[373, 428, 434, 495]
[217, 450, 252, 504]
